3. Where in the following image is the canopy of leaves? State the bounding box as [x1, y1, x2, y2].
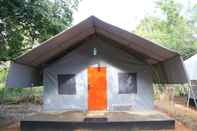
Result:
[135, 0, 197, 59]
[0, 0, 80, 62]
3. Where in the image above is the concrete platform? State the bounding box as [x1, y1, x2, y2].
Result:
[21, 111, 175, 131]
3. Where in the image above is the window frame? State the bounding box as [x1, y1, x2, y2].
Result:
[118, 72, 137, 94]
[57, 74, 76, 95]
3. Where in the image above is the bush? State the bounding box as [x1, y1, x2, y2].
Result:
[153, 84, 188, 100]
[0, 86, 43, 105]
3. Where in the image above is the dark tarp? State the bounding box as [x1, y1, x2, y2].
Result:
[6, 16, 188, 88]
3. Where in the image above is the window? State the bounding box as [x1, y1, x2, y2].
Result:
[58, 74, 76, 95]
[118, 73, 137, 94]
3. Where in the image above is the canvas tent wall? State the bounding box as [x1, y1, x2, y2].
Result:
[43, 36, 154, 111]
[6, 16, 188, 111]
[184, 54, 197, 102]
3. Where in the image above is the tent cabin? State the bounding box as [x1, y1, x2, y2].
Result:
[6, 16, 188, 112]
[184, 54, 197, 107]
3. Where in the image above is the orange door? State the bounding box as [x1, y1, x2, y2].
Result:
[88, 67, 107, 111]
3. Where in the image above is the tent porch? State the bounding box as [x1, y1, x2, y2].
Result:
[21, 110, 174, 131]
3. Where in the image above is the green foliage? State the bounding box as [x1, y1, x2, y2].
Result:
[0, 0, 80, 61]
[135, 0, 197, 59]
[0, 86, 43, 104]
[190, 4, 197, 24]
[0, 0, 81, 103]
[0, 68, 7, 83]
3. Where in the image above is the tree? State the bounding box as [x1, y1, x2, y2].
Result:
[135, 0, 197, 59]
[189, 3, 197, 25]
[0, 0, 80, 62]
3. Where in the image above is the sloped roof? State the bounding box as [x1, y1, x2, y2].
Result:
[7, 16, 188, 88]
[14, 16, 179, 67]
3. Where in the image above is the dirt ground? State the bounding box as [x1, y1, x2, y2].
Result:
[0, 99, 195, 131]
[155, 96, 197, 131]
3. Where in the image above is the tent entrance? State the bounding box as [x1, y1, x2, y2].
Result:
[88, 67, 107, 111]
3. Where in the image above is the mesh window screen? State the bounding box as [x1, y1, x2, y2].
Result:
[118, 73, 137, 94]
[58, 74, 76, 95]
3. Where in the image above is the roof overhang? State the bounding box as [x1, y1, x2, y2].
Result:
[6, 16, 189, 88]
[15, 16, 178, 67]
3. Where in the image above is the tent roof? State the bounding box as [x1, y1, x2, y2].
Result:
[7, 16, 188, 88]
[14, 16, 179, 67]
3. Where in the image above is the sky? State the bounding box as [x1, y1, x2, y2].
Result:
[73, 0, 196, 32]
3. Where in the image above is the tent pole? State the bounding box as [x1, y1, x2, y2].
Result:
[186, 84, 190, 107]
[172, 86, 175, 110]
[0, 68, 9, 111]
[31, 84, 33, 104]
[187, 81, 197, 108]
[0, 86, 6, 111]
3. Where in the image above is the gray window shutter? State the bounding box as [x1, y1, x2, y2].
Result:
[58, 74, 76, 95]
[118, 73, 137, 94]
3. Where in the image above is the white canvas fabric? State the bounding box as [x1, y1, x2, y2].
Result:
[184, 54, 197, 80]
[184, 54, 197, 99]
[43, 36, 154, 111]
